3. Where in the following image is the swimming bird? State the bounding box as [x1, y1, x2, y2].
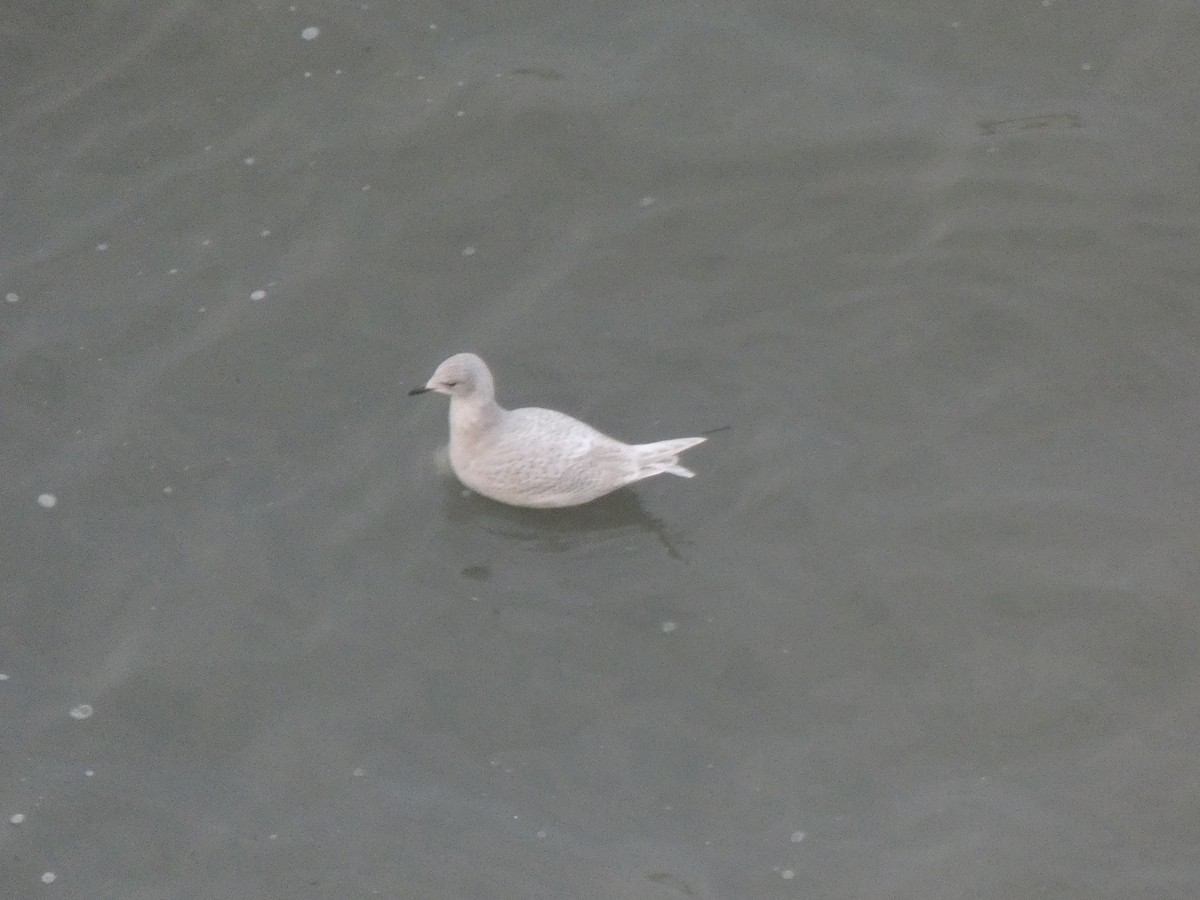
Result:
[409, 353, 706, 508]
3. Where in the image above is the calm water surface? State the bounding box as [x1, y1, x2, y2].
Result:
[3, 1, 1199, 897]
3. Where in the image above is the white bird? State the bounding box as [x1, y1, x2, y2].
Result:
[409, 353, 706, 508]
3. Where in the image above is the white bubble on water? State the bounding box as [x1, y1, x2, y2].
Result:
[461, 246, 476, 256]
[243, 156, 256, 165]
[69, 704, 93, 720]
[5, 292, 18, 303]
[260, 229, 272, 237]
[352, 767, 365, 777]
[41, 872, 56, 884]
[37, 493, 57, 508]
[95, 242, 109, 251]
[301, 26, 320, 40]
[639, 196, 656, 207]
[790, 830, 806, 842]
[661, 620, 678, 633]
[250, 289, 266, 301]
[10, 813, 25, 824]
[0, 673, 8, 680]
[781, 869, 795, 880]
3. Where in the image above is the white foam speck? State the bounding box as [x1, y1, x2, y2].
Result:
[10, 813, 25, 824]
[304, 71, 312, 78]
[201, 238, 212, 246]
[455, 110, 465, 117]
[301, 26, 320, 40]
[69, 704, 93, 720]
[790, 830, 806, 842]
[41, 872, 56, 884]
[95, 242, 109, 251]
[243, 156, 256, 165]
[661, 620, 678, 633]
[0, 673, 8, 680]
[461, 246, 476, 256]
[352, 767, 365, 777]
[781, 869, 795, 880]
[260, 229, 272, 237]
[428, 23, 438, 30]
[250, 289, 266, 301]
[163, 486, 173, 495]
[85, 769, 95, 776]
[536, 829, 547, 838]
[168, 268, 179, 275]
[37, 493, 57, 508]
[1081, 62, 1092, 71]
[5, 292, 18, 303]
[456, 80, 465, 87]
[639, 196, 656, 207]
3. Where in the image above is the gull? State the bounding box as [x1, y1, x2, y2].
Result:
[410, 353, 705, 508]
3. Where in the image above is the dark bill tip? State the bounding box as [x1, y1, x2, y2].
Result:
[407, 386, 431, 396]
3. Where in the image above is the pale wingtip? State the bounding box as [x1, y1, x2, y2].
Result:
[664, 463, 697, 478]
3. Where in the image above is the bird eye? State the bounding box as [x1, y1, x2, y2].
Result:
[445, 380, 459, 387]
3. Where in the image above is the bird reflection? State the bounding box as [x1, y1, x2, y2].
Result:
[440, 478, 690, 561]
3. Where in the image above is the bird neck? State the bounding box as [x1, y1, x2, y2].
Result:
[450, 396, 503, 439]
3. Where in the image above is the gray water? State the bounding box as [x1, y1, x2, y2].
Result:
[4, 1, 1199, 898]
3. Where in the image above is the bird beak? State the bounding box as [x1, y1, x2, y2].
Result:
[408, 385, 431, 396]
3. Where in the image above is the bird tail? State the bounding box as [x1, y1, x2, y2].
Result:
[634, 436, 707, 478]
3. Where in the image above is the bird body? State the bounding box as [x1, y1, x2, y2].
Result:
[410, 353, 705, 508]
